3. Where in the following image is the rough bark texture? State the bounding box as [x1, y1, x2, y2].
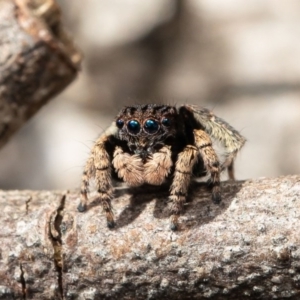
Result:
[0, 0, 81, 149]
[0, 175, 300, 299]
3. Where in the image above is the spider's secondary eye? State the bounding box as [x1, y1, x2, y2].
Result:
[162, 118, 171, 127]
[127, 120, 141, 134]
[144, 119, 159, 134]
[116, 119, 124, 128]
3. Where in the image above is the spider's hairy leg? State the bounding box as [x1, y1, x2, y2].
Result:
[180, 105, 246, 180]
[194, 129, 221, 204]
[169, 145, 198, 231]
[79, 124, 116, 228]
[78, 155, 95, 212]
[144, 145, 173, 185]
[227, 160, 235, 181]
[112, 147, 144, 187]
[222, 148, 242, 180]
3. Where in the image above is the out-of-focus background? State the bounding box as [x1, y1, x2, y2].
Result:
[1, 0, 300, 189]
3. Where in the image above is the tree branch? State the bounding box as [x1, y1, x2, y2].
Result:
[0, 175, 300, 299]
[0, 0, 81, 149]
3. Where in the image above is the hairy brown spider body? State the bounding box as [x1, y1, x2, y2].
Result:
[79, 104, 246, 230]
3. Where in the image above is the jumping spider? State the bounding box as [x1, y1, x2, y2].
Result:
[78, 104, 246, 230]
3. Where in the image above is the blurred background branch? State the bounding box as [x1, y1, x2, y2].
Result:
[0, 0, 299, 189]
[0, 0, 81, 150]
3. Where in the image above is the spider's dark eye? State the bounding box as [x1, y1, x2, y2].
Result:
[116, 119, 124, 129]
[144, 119, 159, 134]
[127, 120, 141, 134]
[162, 117, 171, 127]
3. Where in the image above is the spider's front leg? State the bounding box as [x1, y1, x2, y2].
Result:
[169, 145, 198, 230]
[194, 129, 221, 204]
[78, 125, 116, 228]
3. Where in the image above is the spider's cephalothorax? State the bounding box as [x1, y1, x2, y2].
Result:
[78, 104, 246, 230]
[115, 105, 179, 161]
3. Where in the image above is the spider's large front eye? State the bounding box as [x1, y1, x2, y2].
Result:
[127, 120, 141, 134]
[116, 119, 124, 129]
[144, 119, 159, 134]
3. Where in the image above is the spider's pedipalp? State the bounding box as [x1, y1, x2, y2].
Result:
[179, 104, 246, 180]
[193, 129, 221, 204]
[169, 145, 198, 230]
[112, 146, 144, 187]
[79, 122, 118, 228]
[144, 145, 173, 185]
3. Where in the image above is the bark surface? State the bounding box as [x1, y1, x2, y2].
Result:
[0, 0, 81, 149]
[0, 175, 300, 299]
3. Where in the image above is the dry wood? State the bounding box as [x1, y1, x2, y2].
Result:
[0, 175, 300, 299]
[0, 0, 81, 149]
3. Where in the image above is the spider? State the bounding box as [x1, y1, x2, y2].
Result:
[78, 104, 246, 230]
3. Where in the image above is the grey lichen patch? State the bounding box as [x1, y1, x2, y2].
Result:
[257, 223, 266, 233]
[160, 278, 169, 289]
[203, 287, 220, 298]
[78, 287, 98, 300]
[221, 246, 247, 263]
[293, 274, 300, 282]
[281, 290, 296, 298]
[271, 275, 284, 284]
[272, 234, 288, 246]
[272, 246, 291, 262]
[246, 273, 261, 283]
[0, 285, 14, 298]
[177, 280, 187, 288]
[291, 248, 300, 259]
[243, 290, 252, 297]
[253, 285, 265, 293]
[178, 267, 189, 277]
[261, 265, 273, 275]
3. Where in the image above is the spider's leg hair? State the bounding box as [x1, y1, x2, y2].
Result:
[79, 122, 118, 228]
[169, 145, 198, 231]
[179, 105, 246, 180]
[193, 129, 221, 204]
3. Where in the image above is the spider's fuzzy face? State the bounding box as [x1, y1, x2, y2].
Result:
[115, 104, 178, 160]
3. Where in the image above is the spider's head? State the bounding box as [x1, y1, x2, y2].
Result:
[115, 104, 179, 160]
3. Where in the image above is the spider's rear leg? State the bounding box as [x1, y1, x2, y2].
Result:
[194, 129, 221, 204]
[221, 149, 242, 181]
[179, 105, 246, 181]
[169, 145, 198, 231]
[78, 156, 95, 212]
[226, 159, 235, 181]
